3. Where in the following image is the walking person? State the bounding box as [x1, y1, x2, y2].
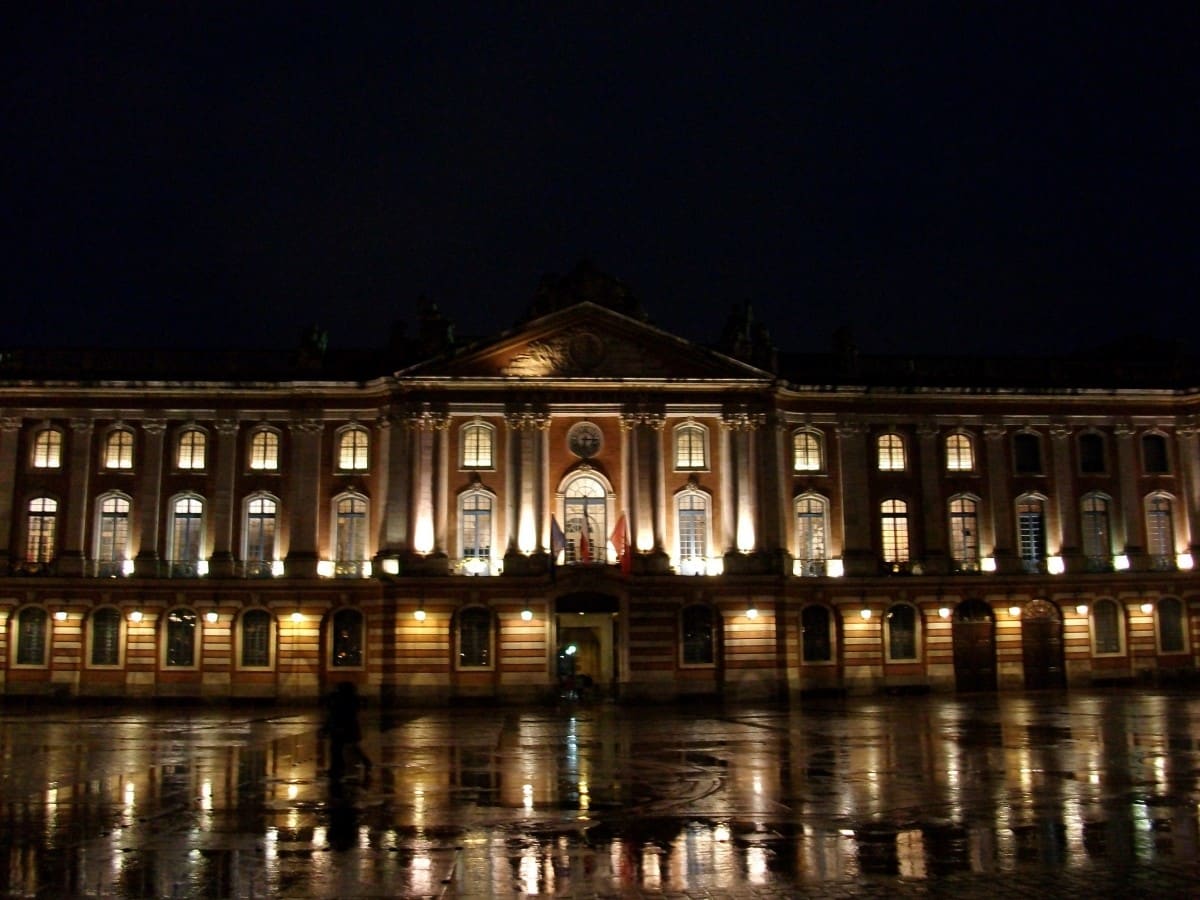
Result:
[322, 681, 373, 780]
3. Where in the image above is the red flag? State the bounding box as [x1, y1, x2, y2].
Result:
[610, 513, 631, 575]
[579, 530, 591, 563]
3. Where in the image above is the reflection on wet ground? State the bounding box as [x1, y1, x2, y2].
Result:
[2, 690, 1200, 897]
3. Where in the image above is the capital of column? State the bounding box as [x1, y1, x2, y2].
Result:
[1049, 423, 1072, 441]
[141, 419, 167, 436]
[1114, 422, 1134, 439]
[721, 408, 767, 431]
[916, 420, 939, 439]
[504, 406, 549, 431]
[0, 417, 21, 433]
[70, 417, 94, 434]
[984, 423, 1007, 441]
[215, 419, 239, 436]
[289, 418, 324, 435]
[620, 410, 665, 431]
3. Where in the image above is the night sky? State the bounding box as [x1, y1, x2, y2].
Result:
[4, 5, 1195, 358]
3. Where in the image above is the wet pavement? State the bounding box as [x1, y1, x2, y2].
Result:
[2, 690, 1200, 898]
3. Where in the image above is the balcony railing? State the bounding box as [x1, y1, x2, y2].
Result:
[1085, 555, 1113, 573]
[238, 560, 276, 578]
[793, 558, 827, 577]
[453, 556, 497, 576]
[1150, 554, 1177, 572]
[951, 559, 981, 574]
[333, 560, 369, 578]
[90, 560, 130, 578]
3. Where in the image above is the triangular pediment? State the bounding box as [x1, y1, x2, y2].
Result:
[400, 303, 772, 382]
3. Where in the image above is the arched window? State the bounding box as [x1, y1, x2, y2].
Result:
[681, 604, 715, 665]
[1080, 494, 1112, 571]
[164, 608, 197, 667]
[457, 607, 492, 668]
[334, 494, 369, 576]
[1146, 494, 1175, 567]
[877, 433, 906, 471]
[880, 499, 909, 564]
[168, 495, 205, 576]
[95, 493, 131, 577]
[336, 427, 369, 471]
[461, 422, 494, 469]
[674, 423, 708, 470]
[25, 497, 57, 566]
[177, 428, 207, 470]
[792, 429, 824, 472]
[331, 608, 364, 667]
[1016, 495, 1046, 572]
[104, 428, 135, 469]
[15, 607, 48, 665]
[563, 475, 607, 564]
[948, 495, 979, 571]
[239, 608, 273, 668]
[1091, 598, 1122, 654]
[89, 607, 122, 667]
[1157, 596, 1186, 653]
[1142, 433, 1170, 474]
[243, 494, 278, 576]
[248, 428, 280, 471]
[801, 604, 833, 663]
[945, 433, 974, 472]
[459, 490, 494, 567]
[677, 490, 709, 566]
[886, 604, 918, 661]
[1079, 432, 1106, 474]
[794, 494, 828, 576]
[1013, 432, 1042, 474]
[32, 428, 63, 469]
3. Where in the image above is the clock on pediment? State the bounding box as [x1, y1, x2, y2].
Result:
[567, 422, 603, 459]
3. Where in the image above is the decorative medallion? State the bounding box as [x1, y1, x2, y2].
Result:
[567, 421, 603, 459]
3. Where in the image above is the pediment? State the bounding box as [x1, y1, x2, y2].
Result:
[402, 303, 770, 382]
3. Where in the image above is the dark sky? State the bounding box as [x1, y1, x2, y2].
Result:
[3, 5, 1195, 357]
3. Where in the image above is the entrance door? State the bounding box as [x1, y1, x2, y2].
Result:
[555, 592, 620, 697]
[1022, 599, 1066, 689]
[953, 599, 997, 692]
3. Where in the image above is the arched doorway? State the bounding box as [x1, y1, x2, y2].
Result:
[1022, 598, 1066, 689]
[953, 599, 997, 692]
[556, 592, 620, 697]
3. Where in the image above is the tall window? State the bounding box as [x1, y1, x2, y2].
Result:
[331, 608, 363, 667]
[337, 427, 369, 471]
[1142, 433, 1169, 474]
[32, 428, 63, 468]
[1146, 494, 1175, 565]
[801, 604, 833, 663]
[1092, 598, 1122, 654]
[104, 429, 134, 469]
[25, 497, 57, 565]
[877, 433, 906, 471]
[165, 609, 197, 667]
[89, 607, 122, 666]
[177, 429, 206, 470]
[948, 496, 979, 571]
[95, 493, 131, 576]
[677, 491, 709, 563]
[169, 495, 204, 575]
[16, 608, 48, 665]
[1079, 433, 1106, 474]
[681, 604, 715, 665]
[880, 500, 910, 565]
[793, 429, 824, 472]
[1014, 432, 1042, 474]
[461, 422, 494, 469]
[1017, 496, 1046, 572]
[945, 433, 974, 471]
[460, 491, 493, 562]
[240, 609, 272, 667]
[248, 429, 280, 470]
[1080, 494, 1112, 569]
[244, 494, 277, 575]
[458, 607, 492, 668]
[564, 476, 606, 564]
[334, 494, 368, 574]
[794, 494, 828, 576]
[1158, 596, 1186, 653]
[886, 604, 918, 661]
[674, 424, 707, 470]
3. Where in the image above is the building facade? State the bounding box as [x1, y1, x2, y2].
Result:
[2, 273, 1198, 703]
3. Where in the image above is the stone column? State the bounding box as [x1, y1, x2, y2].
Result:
[836, 420, 874, 576]
[1177, 421, 1200, 556]
[207, 419, 239, 577]
[1114, 422, 1146, 568]
[284, 418, 323, 578]
[620, 414, 639, 546]
[1050, 423, 1082, 572]
[721, 408, 765, 571]
[380, 410, 410, 555]
[404, 406, 448, 567]
[917, 420, 947, 574]
[501, 405, 548, 574]
[372, 413, 394, 564]
[755, 413, 786, 569]
[0, 417, 21, 569]
[134, 419, 166, 577]
[984, 423, 1016, 573]
[57, 417, 94, 576]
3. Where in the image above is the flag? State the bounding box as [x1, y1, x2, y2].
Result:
[550, 515, 566, 580]
[579, 530, 591, 563]
[610, 512, 631, 575]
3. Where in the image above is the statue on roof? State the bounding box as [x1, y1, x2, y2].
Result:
[524, 259, 648, 322]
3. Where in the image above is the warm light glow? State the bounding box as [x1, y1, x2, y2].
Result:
[980, 556, 997, 573]
[205, 610, 219, 624]
[316, 560, 335, 577]
[636, 528, 654, 553]
[736, 515, 756, 553]
[413, 515, 435, 555]
[827, 558, 845, 578]
[362, 560, 372, 577]
[1141, 602, 1154, 614]
[746, 605, 758, 620]
[517, 510, 537, 554]
[463, 556, 488, 576]
[381, 558, 400, 575]
[705, 556, 725, 576]
[271, 559, 285, 577]
[1114, 554, 1130, 571]
[196, 560, 209, 576]
[414, 607, 426, 622]
[1047, 556, 1065, 575]
[291, 610, 303, 623]
[520, 607, 533, 621]
[860, 607, 872, 620]
[53, 610, 67, 621]
[121, 558, 135, 576]
[1177, 553, 1194, 570]
[938, 607, 951, 619]
[1076, 603, 1088, 615]
[564, 644, 577, 655]
[129, 609, 143, 623]
[1009, 606, 1021, 617]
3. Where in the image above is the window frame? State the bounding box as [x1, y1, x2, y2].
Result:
[947, 494, 980, 571]
[794, 493, 829, 576]
[176, 427, 208, 471]
[1078, 431, 1107, 475]
[456, 606, 494, 669]
[876, 432, 906, 472]
[944, 432, 975, 473]
[31, 427, 64, 469]
[458, 488, 495, 564]
[332, 492, 369, 576]
[1090, 597, 1124, 656]
[1155, 596, 1188, 654]
[330, 607, 365, 669]
[676, 488, 711, 566]
[800, 604, 835, 665]
[673, 422, 709, 472]
[1016, 493, 1047, 572]
[336, 426, 370, 472]
[94, 492, 132, 576]
[1013, 431, 1043, 475]
[88, 606, 125, 668]
[460, 421, 495, 470]
[884, 603, 920, 662]
[247, 427, 281, 472]
[13, 606, 49, 667]
[1145, 492, 1176, 564]
[167, 493, 206, 575]
[103, 427, 135, 470]
[880, 498, 910, 564]
[242, 492, 279, 574]
[25, 496, 58, 565]
[1141, 432, 1170, 475]
[1080, 492, 1113, 569]
[238, 608, 275, 669]
[680, 603, 716, 667]
[163, 607, 199, 669]
[792, 428, 824, 473]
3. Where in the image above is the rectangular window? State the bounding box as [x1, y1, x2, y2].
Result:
[241, 610, 272, 667]
[678, 494, 707, 559]
[948, 497, 978, 570]
[90, 608, 122, 666]
[877, 434, 906, 471]
[793, 431, 823, 472]
[32, 430, 63, 468]
[1017, 498, 1046, 572]
[461, 424, 494, 469]
[1093, 600, 1121, 654]
[1014, 433, 1042, 474]
[105, 430, 134, 469]
[675, 426, 707, 470]
[177, 430, 206, 470]
[945, 434, 974, 471]
[880, 500, 909, 563]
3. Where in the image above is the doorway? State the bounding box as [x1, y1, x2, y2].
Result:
[1022, 599, 1066, 689]
[555, 592, 619, 698]
[953, 599, 997, 692]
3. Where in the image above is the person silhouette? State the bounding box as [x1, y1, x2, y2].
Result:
[322, 681, 372, 780]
